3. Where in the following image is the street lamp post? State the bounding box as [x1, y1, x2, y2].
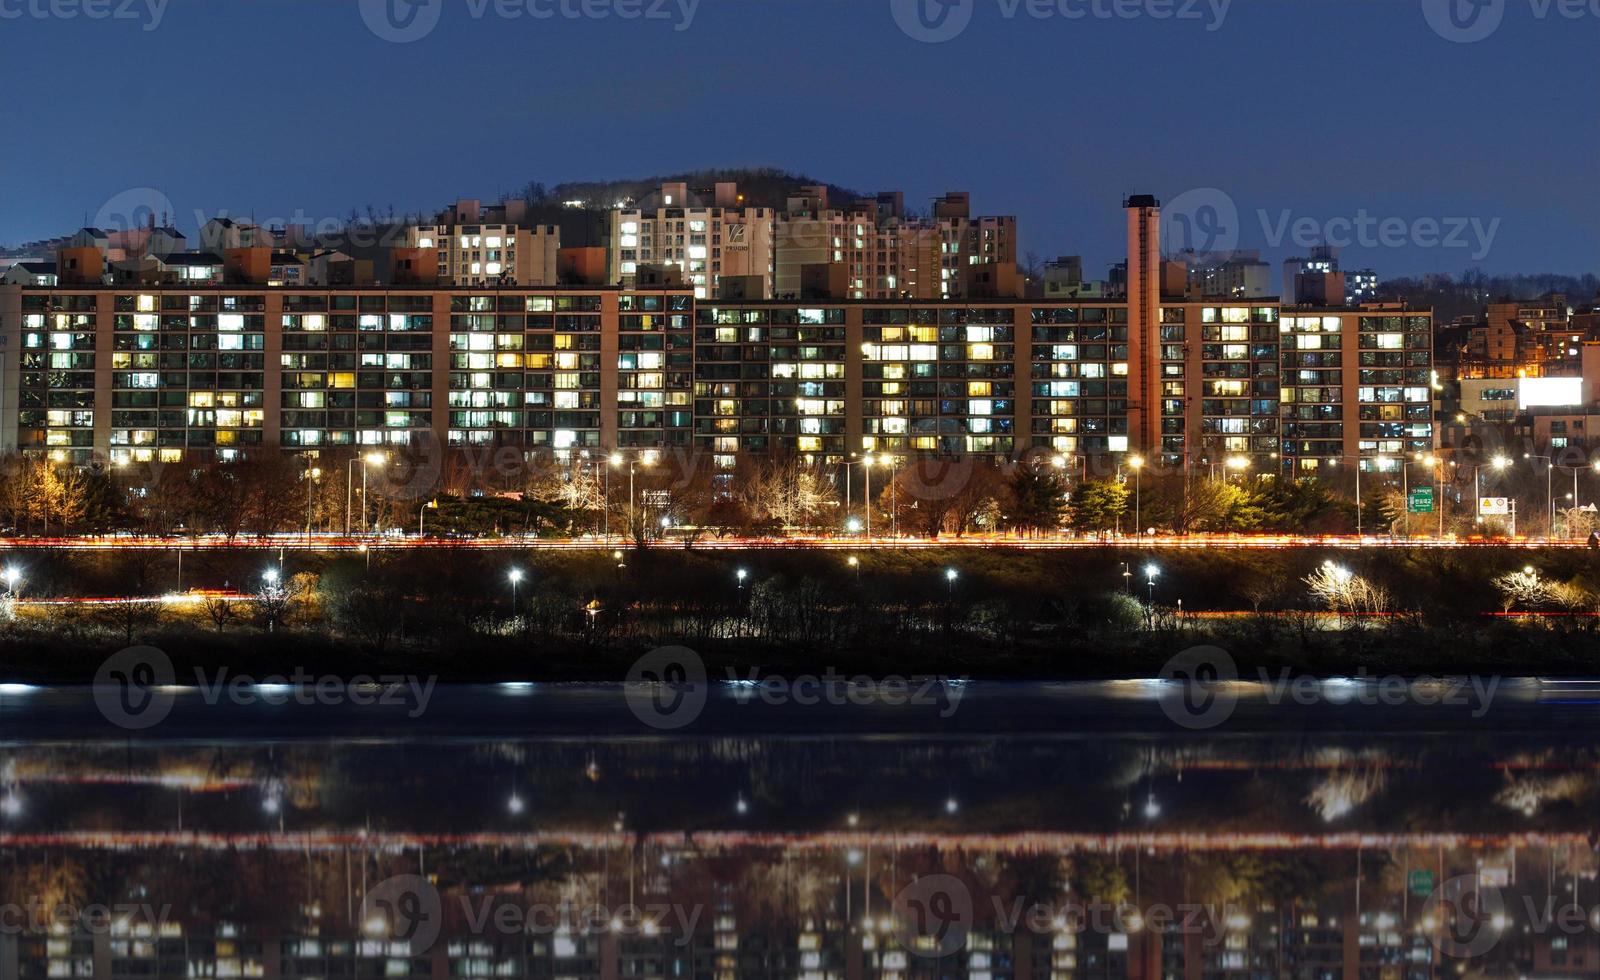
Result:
[1354, 457, 1365, 537]
[610, 450, 657, 543]
[1524, 454, 1554, 536]
[1145, 563, 1159, 605]
[508, 568, 525, 613]
[346, 453, 386, 536]
[1554, 460, 1600, 538]
[1474, 456, 1511, 528]
[1127, 456, 1144, 536]
[945, 568, 958, 598]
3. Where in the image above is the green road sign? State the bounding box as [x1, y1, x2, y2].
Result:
[1408, 869, 1436, 896]
[1408, 487, 1435, 514]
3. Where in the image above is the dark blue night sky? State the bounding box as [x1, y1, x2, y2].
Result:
[2, 0, 1595, 277]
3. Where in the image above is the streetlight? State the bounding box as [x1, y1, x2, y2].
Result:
[1554, 459, 1600, 538]
[610, 450, 657, 541]
[1127, 456, 1145, 535]
[1145, 564, 1160, 605]
[859, 454, 876, 538]
[263, 567, 280, 588]
[847, 555, 860, 582]
[879, 454, 901, 539]
[1474, 455, 1511, 526]
[945, 567, 958, 598]
[508, 568, 525, 611]
[736, 568, 748, 596]
[1525, 453, 1554, 535]
[2, 567, 20, 598]
[345, 452, 386, 536]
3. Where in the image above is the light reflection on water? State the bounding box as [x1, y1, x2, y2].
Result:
[1, 683, 1598, 976]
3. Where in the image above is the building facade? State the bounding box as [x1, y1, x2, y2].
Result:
[0, 283, 1433, 475]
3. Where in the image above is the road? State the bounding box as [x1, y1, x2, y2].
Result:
[0, 533, 1587, 551]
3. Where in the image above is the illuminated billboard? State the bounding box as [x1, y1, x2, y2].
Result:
[1519, 377, 1584, 409]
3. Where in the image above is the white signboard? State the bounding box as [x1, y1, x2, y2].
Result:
[1479, 497, 1511, 516]
[1519, 377, 1583, 409]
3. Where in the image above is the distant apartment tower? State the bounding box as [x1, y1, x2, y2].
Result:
[1186, 250, 1274, 299]
[407, 199, 559, 286]
[773, 186, 941, 300]
[771, 188, 1017, 301]
[1283, 244, 1339, 299]
[610, 182, 775, 299]
[931, 191, 1017, 298]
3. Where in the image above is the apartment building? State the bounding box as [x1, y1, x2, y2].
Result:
[405, 215, 561, 287]
[609, 181, 777, 299]
[0, 200, 1434, 472]
[1458, 296, 1575, 378]
[774, 186, 943, 301]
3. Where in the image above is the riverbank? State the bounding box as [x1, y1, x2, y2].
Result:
[0, 544, 1598, 682]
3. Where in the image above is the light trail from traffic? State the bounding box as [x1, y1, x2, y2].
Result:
[0, 534, 1587, 552]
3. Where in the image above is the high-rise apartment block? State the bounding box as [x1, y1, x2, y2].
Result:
[610, 182, 777, 299]
[0, 196, 1435, 475]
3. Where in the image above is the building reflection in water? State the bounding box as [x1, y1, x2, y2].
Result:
[2, 733, 1598, 979]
